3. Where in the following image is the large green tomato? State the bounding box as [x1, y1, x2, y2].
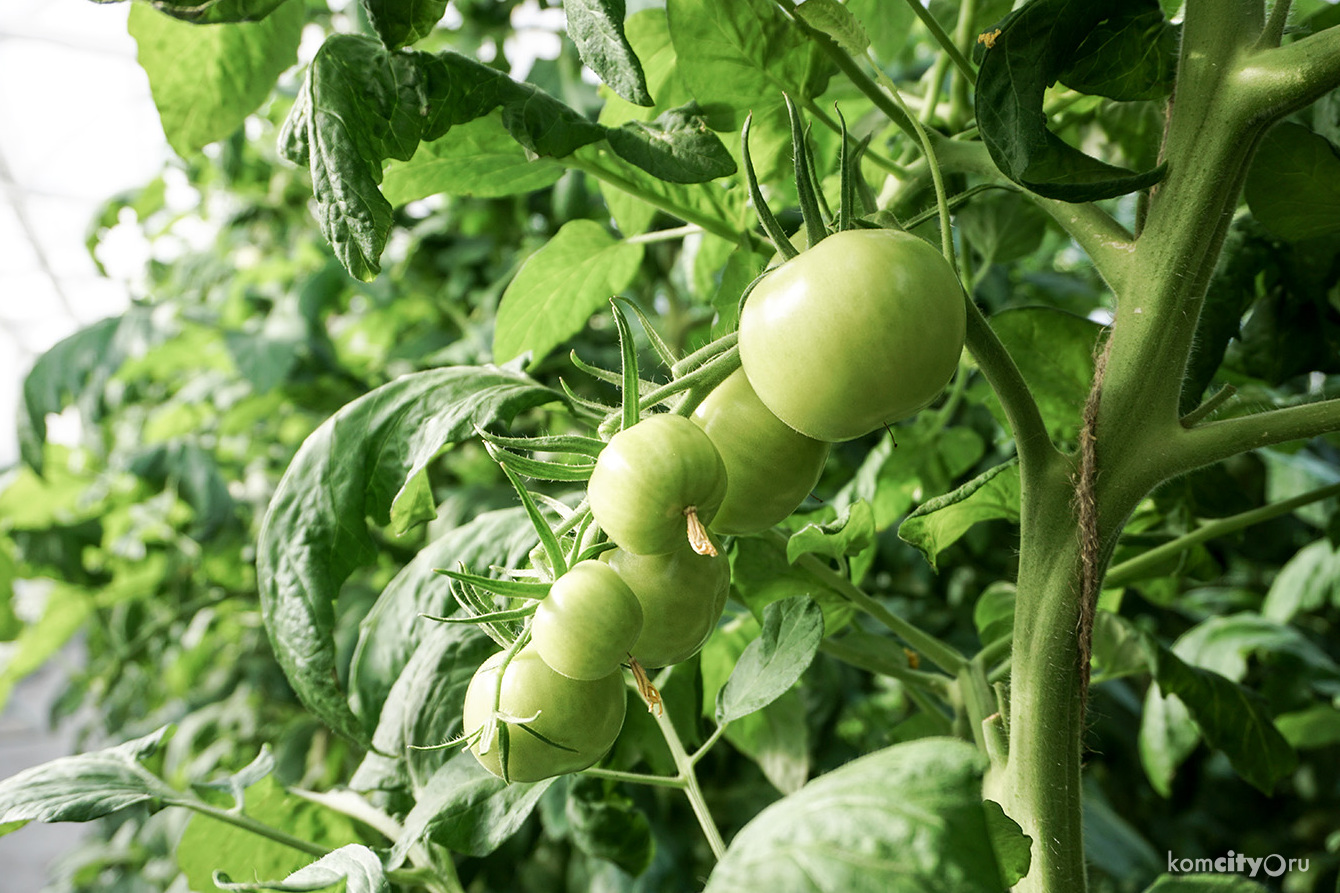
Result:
[692, 369, 829, 535]
[606, 542, 729, 668]
[532, 560, 643, 680]
[588, 414, 727, 555]
[462, 646, 626, 783]
[738, 228, 965, 441]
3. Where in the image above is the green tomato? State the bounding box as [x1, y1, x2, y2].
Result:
[462, 646, 626, 783]
[606, 542, 729, 668]
[588, 413, 728, 555]
[532, 560, 643, 680]
[692, 368, 829, 535]
[739, 228, 966, 441]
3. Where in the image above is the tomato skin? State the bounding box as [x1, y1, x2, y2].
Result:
[606, 542, 729, 667]
[739, 229, 965, 441]
[532, 560, 643, 680]
[588, 414, 727, 555]
[462, 646, 626, 783]
[692, 369, 828, 535]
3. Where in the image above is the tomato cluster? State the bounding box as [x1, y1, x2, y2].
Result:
[460, 226, 964, 783]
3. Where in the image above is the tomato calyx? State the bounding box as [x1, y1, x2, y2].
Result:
[628, 655, 663, 716]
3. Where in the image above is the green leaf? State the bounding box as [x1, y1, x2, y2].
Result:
[360, 0, 448, 50]
[18, 307, 156, 474]
[128, 440, 236, 540]
[178, 776, 365, 890]
[727, 536, 854, 634]
[704, 738, 1016, 893]
[0, 585, 94, 713]
[665, 0, 833, 136]
[785, 500, 875, 564]
[565, 0, 652, 106]
[956, 190, 1050, 267]
[1274, 703, 1340, 750]
[129, 0, 304, 157]
[382, 114, 564, 204]
[1057, 0, 1178, 101]
[972, 307, 1104, 443]
[983, 799, 1033, 888]
[975, 0, 1167, 201]
[349, 507, 539, 723]
[565, 776, 655, 876]
[147, 0, 290, 24]
[1245, 121, 1340, 241]
[973, 581, 1016, 649]
[1139, 631, 1298, 795]
[493, 221, 645, 365]
[0, 727, 173, 825]
[1090, 610, 1150, 682]
[1140, 876, 1271, 893]
[716, 596, 824, 723]
[899, 460, 1021, 571]
[257, 367, 558, 745]
[390, 751, 555, 861]
[793, 0, 871, 57]
[606, 103, 738, 183]
[1263, 540, 1340, 621]
[214, 844, 388, 892]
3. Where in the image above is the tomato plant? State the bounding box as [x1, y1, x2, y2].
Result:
[531, 559, 643, 680]
[587, 413, 727, 556]
[739, 228, 966, 442]
[605, 542, 729, 668]
[462, 646, 628, 783]
[692, 368, 829, 535]
[4, 1, 1340, 892]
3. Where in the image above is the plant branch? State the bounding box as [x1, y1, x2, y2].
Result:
[1238, 13, 1340, 117]
[165, 796, 330, 859]
[819, 638, 954, 696]
[1106, 480, 1340, 589]
[643, 687, 726, 858]
[1258, 0, 1293, 48]
[1169, 397, 1340, 479]
[898, 0, 978, 84]
[581, 766, 687, 789]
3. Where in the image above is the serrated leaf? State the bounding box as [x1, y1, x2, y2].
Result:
[1057, 0, 1178, 101]
[129, 0, 304, 156]
[704, 738, 1015, 893]
[257, 367, 558, 745]
[565, 0, 652, 106]
[716, 596, 824, 723]
[213, 844, 388, 892]
[0, 727, 173, 825]
[975, 0, 1167, 201]
[899, 460, 1021, 571]
[1244, 121, 1340, 242]
[793, 0, 871, 57]
[606, 103, 737, 183]
[493, 220, 644, 365]
[785, 500, 875, 564]
[361, 0, 448, 50]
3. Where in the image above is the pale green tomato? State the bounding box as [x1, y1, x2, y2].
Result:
[606, 541, 729, 667]
[532, 560, 643, 680]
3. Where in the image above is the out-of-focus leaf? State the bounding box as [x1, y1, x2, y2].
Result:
[128, 440, 235, 540]
[214, 844, 388, 892]
[129, 0, 304, 156]
[957, 190, 1050, 267]
[256, 367, 558, 745]
[148, 0, 290, 24]
[565, 776, 655, 876]
[1245, 122, 1340, 242]
[1262, 539, 1340, 622]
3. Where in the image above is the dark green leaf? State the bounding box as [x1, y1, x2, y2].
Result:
[983, 799, 1032, 888]
[957, 189, 1049, 267]
[128, 440, 235, 540]
[606, 103, 737, 183]
[565, 776, 655, 876]
[361, 0, 448, 50]
[257, 367, 558, 745]
[1244, 121, 1340, 241]
[704, 738, 1014, 893]
[785, 500, 875, 564]
[565, 0, 652, 106]
[129, 0, 304, 156]
[390, 751, 554, 861]
[1140, 632, 1298, 795]
[147, 0, 290, 24]
[0, 727, 173, 825]
[214, 844, 388, 892]
[716, 596, 824, 723]
[493, 220, 644, 365]
[1057, 0, 1178, 101]
[975, 0, 1168, 201]
[727, 536, 854, 634]
[899, 460, 1021, 571]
